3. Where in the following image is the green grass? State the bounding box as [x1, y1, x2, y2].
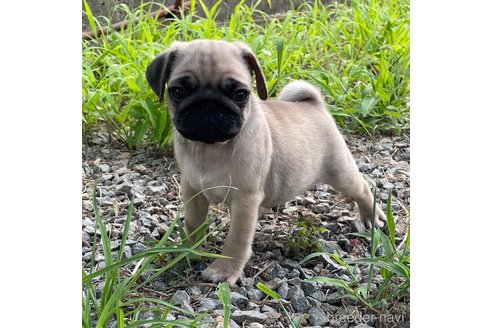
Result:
[257, 188, 410, 324]
[82, 0, 409, 149]
[301, 188, 410, 312]
[82, 187, 228, 327]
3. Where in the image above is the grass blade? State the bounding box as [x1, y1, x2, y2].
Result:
[386, 189, 396, 245]
[350, 258, 410, 279]
[218, 282, 231, 328]
[117, 197, 134, 262]
[83, 0, 98, 38]
[257, 282, 280, 300]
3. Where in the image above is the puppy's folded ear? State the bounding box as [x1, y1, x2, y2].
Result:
[234, 42, 268, 100]
[146, 43, 182, 102]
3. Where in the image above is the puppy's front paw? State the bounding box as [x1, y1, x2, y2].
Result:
[361, 206, 387, 229]
[201, 259, 242, 285]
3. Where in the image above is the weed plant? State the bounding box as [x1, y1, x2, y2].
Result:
[82, 187, 230, 327]
[82, 0, 410, 149]
[259, 189, 410, 325]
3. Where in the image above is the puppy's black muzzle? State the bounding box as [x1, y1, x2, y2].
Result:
[173, 99, 244, 144]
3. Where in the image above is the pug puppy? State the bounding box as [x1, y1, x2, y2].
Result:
[146, 40, 386, 284]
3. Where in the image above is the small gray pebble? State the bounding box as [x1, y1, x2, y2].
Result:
[115, 182, 133, 195]
[173, 290, 191, 306]
[394, 182, 405, 189]
[82, 251, 93, 261]
[383, 182, 395, 190]
[133, 197, 145, 206]
[97, 196, 113, 207]
[326, 223, 341, 233]
[301, 281, 316, 296]
[94, 253, 105, 262]
[99, 163, 110, 173]
[371, 168, 382, 177]
[139, 217, 151, 228]
[288, 269, 300, 279]
[299, 197, 316, 206]
[238, 277, 255, 287]
[151, 280, 167, 290]
[291, 293, 311, 313]
[311, 290, 327, 302]
[265, 277, 283, 290]
[121, 172, 140, 181]
[137, 311, 153, 321]
[351, 219, 367, 233]
[230, 292, 249, 310]
[132, 242, 147, 254]
[227, 319, 241, 328]
[187, 286, 202, 296]
[325, 291, 343, 305]
[261, 251, 275, 260]
[270, 264, 286, 279]
[134, 164, 147, 173]
[271, 248, 282, 258]
[237, 287, 248, 297]
[139, 226, 151, 236]
[338, 235, 353, 252]
[150, 228, 161, 239]
[287, 277, 302, 286]
[145, 185, 167, 194]
[199, 298, 220, 310]
[110, 240, 120, 251]
[82, 231, 91, 242]
[326, 210, 341, 219]
[260, 304, 278, 313]
[180, 301, 194, 313]
[287, 285, 304, 300]
[247, 289, 265, 301]
[308, 306, 329, 326]
[82, 201, 94, 211]
[282, 259, 299, 270]
[277, 282, 289, 299]
[314, 191, 329, 198]
[249, 323, 264, 328]
[125, 239, 137, 247]
[357, 162, 378, 172]
[231, 310, 267, 324]
[338, 274, 351, 281]
[321, 240, 340, 253]
[299, 267, 312, 279]
[313, 204, 330, 214]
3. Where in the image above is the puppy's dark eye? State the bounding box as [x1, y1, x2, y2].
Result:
[232, 89, 249, 103]
[169, 87, 187, 100]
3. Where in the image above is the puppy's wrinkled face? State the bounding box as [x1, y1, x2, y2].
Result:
[167, 42, 256, 144]
[168, 71, 250, 144]
[146, 40, 267, 144]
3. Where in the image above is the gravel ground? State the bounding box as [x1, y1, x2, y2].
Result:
[82, 130, 410, 328]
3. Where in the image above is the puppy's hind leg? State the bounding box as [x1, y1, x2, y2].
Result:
[324, 150, 386, 228]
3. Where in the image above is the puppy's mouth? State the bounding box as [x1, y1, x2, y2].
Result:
[173, 100, 243, 144]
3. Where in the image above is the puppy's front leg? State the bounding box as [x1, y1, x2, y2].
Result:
[182, 180, 210, 245]
[202, 193, 262, 284]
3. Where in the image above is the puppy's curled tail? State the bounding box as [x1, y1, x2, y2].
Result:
[277, 80, 324, 106]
